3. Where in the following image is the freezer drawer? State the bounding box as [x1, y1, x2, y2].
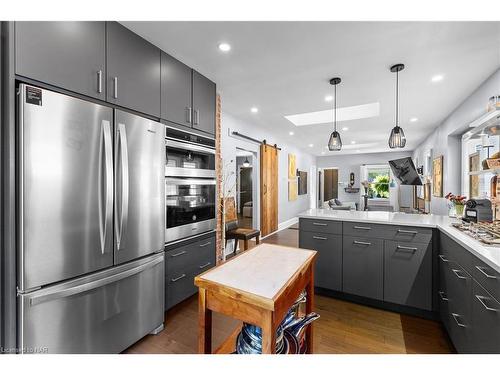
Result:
[18, 253, 164, 354]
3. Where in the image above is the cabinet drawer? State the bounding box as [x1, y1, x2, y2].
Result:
[472, 258, 500, 303]
[300, 218, 342, 235]
[384, 226, 432, 244]
[342, 236, 384, 300]
[165, 270, 197, 310]
[299, 231, 342, 291]
[343, 221, 387, 238]
[471, 280, 500, 353]
[439, 232, 473, 275]
[384, 240, 432, 310]
[438, 254, 451, 332]
[165, 237, 215, 275]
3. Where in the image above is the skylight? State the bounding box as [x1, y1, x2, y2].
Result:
[284, 102, 380, 127]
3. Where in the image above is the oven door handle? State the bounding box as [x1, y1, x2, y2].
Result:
[166, 139, 216, 155]
[166, 177, 217, 186]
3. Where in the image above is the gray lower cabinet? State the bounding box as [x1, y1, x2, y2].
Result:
[106, 22, 161, 117]
[471, 280, 500, 353]
[384, 240, 432, 310]
[192, 70, 216, 135]
[165, 234, 215, 310]
[299, 231, 342, 291]
[15, 21, 106, 100]
[342, 235, 384, 300]
[161, 52, 193, 128]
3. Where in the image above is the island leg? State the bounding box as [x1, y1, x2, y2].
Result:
[305, 266, 314, 354]
[261, 311, 276, 354]
[198, 288, 212, 354]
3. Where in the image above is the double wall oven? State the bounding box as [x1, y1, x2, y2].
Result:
[165, 127, 216, 243]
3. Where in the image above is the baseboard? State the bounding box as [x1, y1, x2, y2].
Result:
[261, 216, 298, 240]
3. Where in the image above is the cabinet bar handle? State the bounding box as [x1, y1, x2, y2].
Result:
[186, 107, 192, 124]
[476, 266, 497, 279]
[353, 240, 371, 246]
[312, 222, 327, 226]
[451, 313, 467, 328]
[438, 291, 449, 301]
[451, 269, 468, 280]
[313, 236, 327, 240]
[438, 254, 449, 262]
[199, 262, 211, 269]
[396, 245, 417, 252]
[397, 229, 418, 234]
[113, 77, 118, 99]
[354, 226, 371, 230]
[194, 109, 199, 125]
[199, 241, 212, 247]
[170, 250, 187, 257]
[171, 274, 186, 282]
[475, 295, 499, 312]
[97, 70, 102, 93]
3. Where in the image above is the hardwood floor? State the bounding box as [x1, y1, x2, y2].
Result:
[124, 227, 455, 354]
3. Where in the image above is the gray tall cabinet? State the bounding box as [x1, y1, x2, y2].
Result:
[15, 22, 106, 100]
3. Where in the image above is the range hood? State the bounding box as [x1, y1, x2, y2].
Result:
[389, 157, 422, 185]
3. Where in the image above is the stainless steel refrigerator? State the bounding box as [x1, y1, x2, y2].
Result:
[17, 84, 165, 353]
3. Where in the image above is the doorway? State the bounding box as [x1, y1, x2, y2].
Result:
[318, 168, 339, 206]
[235, 149, 257, 229]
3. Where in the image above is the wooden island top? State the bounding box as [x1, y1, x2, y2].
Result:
[195, 243, 317, 354]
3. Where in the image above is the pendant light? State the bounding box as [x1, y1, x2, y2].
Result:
[243, 156, 250, 167]
[388, 64, 407, 148]
[328, 77, 342, 151]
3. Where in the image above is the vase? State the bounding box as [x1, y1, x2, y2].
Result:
[455, 204, 465, 218]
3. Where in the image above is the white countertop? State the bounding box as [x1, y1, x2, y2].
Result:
[298, 208, 500, 273]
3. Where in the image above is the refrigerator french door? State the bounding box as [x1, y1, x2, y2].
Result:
[17, 84, 165, 353]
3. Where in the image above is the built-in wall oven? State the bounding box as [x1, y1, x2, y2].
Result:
[165, 127, 216, 243]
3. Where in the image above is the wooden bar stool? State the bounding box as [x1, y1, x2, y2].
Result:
[224, 197, 260, 253]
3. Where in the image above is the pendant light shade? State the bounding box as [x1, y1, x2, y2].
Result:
[328, 77, 342, 151]
[388, 64, 407, 149]
[243, 157, 250, 167]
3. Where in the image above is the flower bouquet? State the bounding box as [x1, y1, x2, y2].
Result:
[445, 193, 467, 217]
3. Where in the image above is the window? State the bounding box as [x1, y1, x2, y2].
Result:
[367, 167, 390, 199]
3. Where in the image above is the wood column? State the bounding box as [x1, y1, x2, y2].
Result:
[215, 94, 223, 264]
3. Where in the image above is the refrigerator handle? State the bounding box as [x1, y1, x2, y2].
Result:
[101, 121, 114, 254]
[116, 123, 129, 250]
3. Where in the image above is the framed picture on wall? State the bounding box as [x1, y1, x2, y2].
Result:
[288, 154, 297, 179]
[288, 180, 298, 201]
[432, 155, 443, 197]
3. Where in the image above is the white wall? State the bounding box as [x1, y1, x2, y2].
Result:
[316, 151, 413, 208]
[221, 112, 316, 229]
[413, 68, 500, 215]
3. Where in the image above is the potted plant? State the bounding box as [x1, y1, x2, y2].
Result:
[445, 193, 467, 218]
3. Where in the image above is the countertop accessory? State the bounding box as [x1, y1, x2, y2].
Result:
[464, 199, 493, 223]
[328, 77, 342, 151]
[488, 95, 500, 112]
[388, 63, 407, 149]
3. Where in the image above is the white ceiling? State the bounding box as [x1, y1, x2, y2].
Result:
[122, 21, 500, 156]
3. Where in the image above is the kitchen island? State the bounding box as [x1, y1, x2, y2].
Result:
[298, 208, 500, 353]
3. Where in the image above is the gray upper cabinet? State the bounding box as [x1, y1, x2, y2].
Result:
[161, 52, 193, 128]
[106, 22, 161, 117]
[15, 22, 106, 100]
[192, 70, 216, 135]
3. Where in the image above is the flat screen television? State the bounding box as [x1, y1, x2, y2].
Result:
[389, 157, 422, 185]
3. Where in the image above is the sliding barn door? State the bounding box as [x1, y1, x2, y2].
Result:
[260, 144, 279, 237]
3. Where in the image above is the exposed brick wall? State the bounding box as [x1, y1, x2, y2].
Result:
[215, 94, 223, 264]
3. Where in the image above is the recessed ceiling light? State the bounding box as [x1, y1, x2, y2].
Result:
[324, 95, 333, 102]
[250, 107, 258, 113]
[285, 102, 380, 126]
[342, 127, 349, 131]
[431, 74, 444, 83]
[351, 141, 356, 144]
[289, 131, 294, 136]
[218, 42, 231, 52]
[410, 117, 418, 123]
[309, 144, 314, 148]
